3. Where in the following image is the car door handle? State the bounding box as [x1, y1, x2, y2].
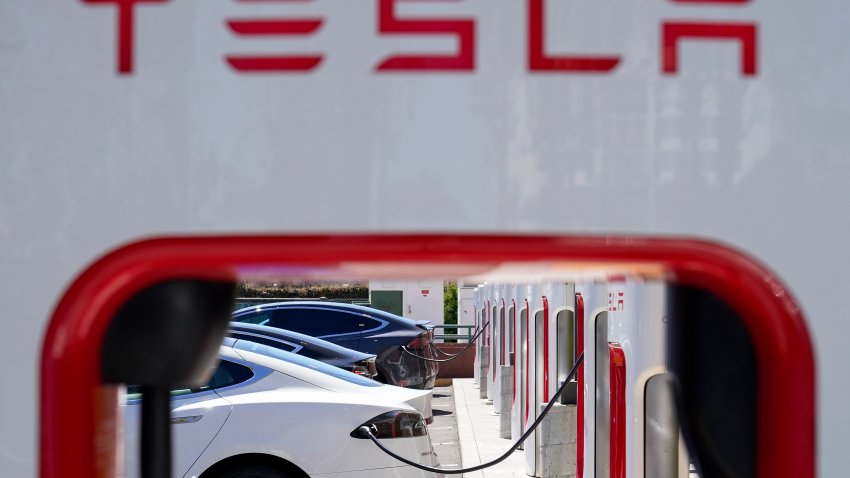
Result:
[170, 415, 203, 425]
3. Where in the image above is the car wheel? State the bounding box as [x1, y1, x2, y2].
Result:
[216, 465, 293, 478]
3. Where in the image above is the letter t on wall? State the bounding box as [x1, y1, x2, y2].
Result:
[81, 0, 171, 75]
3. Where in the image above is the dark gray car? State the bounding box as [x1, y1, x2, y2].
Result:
[227, 322, 378, 378]
[232, 301, 438, 389]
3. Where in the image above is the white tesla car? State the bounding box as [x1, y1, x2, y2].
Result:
[123, 338, 441, 478]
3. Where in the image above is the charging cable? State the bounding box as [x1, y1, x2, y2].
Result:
[429, 342, 467, 359]
[359, 353, 584, 474]
[402, 320, 489, 363]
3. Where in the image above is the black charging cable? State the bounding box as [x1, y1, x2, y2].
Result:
[359, 353, 584, 474]
[402, 321, 489, 363]
[428, 342, 470, 360]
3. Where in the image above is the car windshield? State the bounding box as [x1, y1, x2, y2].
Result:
[231, 339, 381, 387]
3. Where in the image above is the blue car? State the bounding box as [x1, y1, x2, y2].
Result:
[232, 301, 438, 389]
[227, 322, 378, 378]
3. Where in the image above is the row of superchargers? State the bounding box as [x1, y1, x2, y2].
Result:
[471, 280, 693, 478]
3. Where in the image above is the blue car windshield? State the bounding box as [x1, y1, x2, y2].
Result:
[231, 339, 381, 387]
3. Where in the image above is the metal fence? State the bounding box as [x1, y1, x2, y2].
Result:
[233, 297, 371, 310]
[431, 324, 476, 343]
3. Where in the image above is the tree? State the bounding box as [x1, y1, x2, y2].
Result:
[443, 281, 458, 341]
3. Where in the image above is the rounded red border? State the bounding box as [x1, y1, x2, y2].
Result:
[524, 298, 531, 430]
[40, 234, 815, 478]
[609, 342, 627, 478]
[511, 299, 517, 408]
[542, 296, 550, 400]
[575, 292, 585, 478]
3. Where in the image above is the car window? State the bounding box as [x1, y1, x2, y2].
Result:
[297, 346, 322, 360]
[229, 332, 299, 352]
[232, 339, 381, 387]
[234, 310, 273, 325]
[266, 308, 362, 337]
[195, 359, 254, 391]
[358, 316, 383, 333]
[125, 359, 255, 400]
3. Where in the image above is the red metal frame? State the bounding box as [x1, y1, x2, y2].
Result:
[492, 302, 497, 381]
[490, 302, 494, 380]
[542, 296, 550, 400]
[609, 342, 627, 478]
[511, 299, 517, 407]
[500, 299, 506, 366]
[575, 292, 585, 478]
[476, 306, 483, 377]
[524, 299, 531, 430]
[474, 308, 479, 350]
[486, 299, 491, 381]
[478, 307, 484, 347]
[41, 234, 815, 478]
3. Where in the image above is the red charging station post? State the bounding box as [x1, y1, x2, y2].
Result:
[40, 235, 815, 478]
[542, 297, 550, 400]
[609, 343, 627, 478]
[575, 293, 585, 478]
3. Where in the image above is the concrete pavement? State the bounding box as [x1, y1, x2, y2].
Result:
[451, 378, 701, 478]
[430, 384, 462, 470]
[453, 378, 528, 477]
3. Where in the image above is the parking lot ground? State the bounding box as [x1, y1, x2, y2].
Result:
[453, 378, 527, 477]
[452, 378, 701, 478]
[430, 383, 462, 470]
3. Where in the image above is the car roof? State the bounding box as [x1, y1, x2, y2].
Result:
[232, 301, 426, 329]
[217, 343, 427, 414]
[227, 322, 375, 360]
[220, 340, 382, 391]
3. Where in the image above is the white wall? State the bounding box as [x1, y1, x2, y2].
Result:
[459, 284, 477, 328]
[369, 280, 445, 325]
[3, 1, 849, 475]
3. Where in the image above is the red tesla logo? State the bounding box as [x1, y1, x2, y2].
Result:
[225, 0, 324, 73]
[608, 292, 624, 312]
[662, 0, 757, 76]
[376, 0, 475, 72]
[528, 0, 620, 73]
[80, 0, 758, 77]
[81, 0, 170, 74]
